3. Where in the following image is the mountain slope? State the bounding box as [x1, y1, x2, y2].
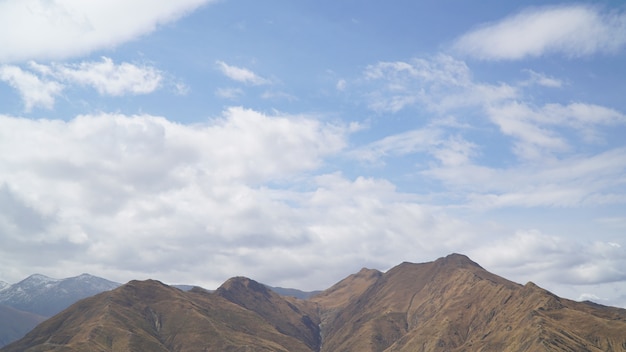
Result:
[0, 273, 120, 316]
[3, 254, 626, 352]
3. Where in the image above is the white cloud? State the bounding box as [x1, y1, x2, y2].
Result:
[336, 79, 347, 91]
[424, 147, 626, 209]
[350, 126, 479, 167]
[472, 230, 626, 287]
[350, 127, 443, 163]
[216, 61, 271, 85]
[0, 65, 64, 111]
[0, 110, 474, 289]
[363, 54, 516, 113]
[487, 103, 570, 159]
[522, 69, 563, 88]
[0, 0, 214, 63]
[49, 57, 163, 96]
[453, 5, 626, 60]
[487, 101, 626, 159]
[260, 90, 297, 101]
[355, 54, 626, 214]
[216, 87, 244, 100]
[0, 58, 167, 111]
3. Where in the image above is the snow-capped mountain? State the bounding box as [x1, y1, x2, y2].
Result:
[0, 273, 120, 317]
[0, 281, 8, 292]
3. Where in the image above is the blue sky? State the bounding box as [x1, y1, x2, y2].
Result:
[1, 0, 626, 307]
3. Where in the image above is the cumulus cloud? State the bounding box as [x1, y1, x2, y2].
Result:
[472, 230, 626, 286]
[0, 109, 473, 289]
[1, 58, 165, 111]
[216, 61, 272, 85]
[0, 65, 64, 111]
[453, 5, 626, 60]
[0, 0, 214, 63]
[47, 57, 163, 96]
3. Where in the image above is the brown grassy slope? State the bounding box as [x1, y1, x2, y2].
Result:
[308, 266, 382, 344]
[316, 253, 626, 352]
[215, 276, 321, 351]
[309, 267, 383, 311]
[1, 279, 317, 352]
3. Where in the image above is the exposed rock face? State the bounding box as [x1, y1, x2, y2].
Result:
[4, 253, 626, 352]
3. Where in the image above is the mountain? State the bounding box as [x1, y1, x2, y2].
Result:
[0, 305, 46, 347]
[313, 254, 626, 351]
[2, 279, 321, 352]
[0, 273, 120, 317]
[3, 253, 626, 352]
[216, 276, 321, 350]
[0, 281, 8, 291]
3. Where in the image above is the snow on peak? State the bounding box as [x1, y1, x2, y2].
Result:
[22, 274, 60, 285]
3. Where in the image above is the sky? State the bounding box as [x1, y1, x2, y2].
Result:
[0, 0, 625, 307]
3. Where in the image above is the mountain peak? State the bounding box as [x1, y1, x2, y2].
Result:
[355, 267, 383, 279]
[216, 276, 273, 303]
[435, 253, 483, 269]
[20, 274, 58, 285]
[0, 273, 120, 318]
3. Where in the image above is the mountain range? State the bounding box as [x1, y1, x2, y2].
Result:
[0, 273, 120, 347]
[3, 254, 626, 351]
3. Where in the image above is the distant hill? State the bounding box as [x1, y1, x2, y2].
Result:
[265, 285, 321, 299]
[0, 273, 120, 317]
[0, 305, 46, 347]
[0, 273, 120, 347]
[3, 254, 626, 352]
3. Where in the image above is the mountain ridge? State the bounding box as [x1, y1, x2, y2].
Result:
[3, 253, 626, 352]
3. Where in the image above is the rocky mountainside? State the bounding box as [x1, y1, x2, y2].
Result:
[4, 254, 626, 352]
